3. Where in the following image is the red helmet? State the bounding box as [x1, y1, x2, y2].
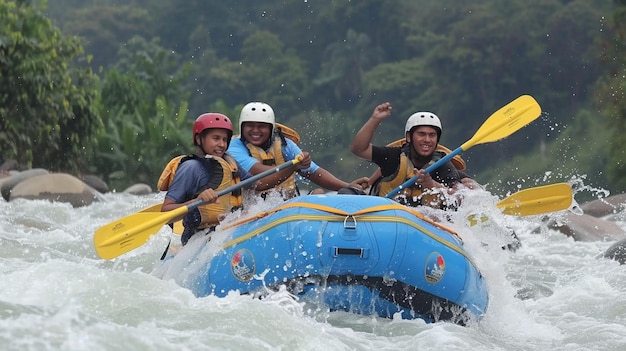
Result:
[193, 113, 233, 146]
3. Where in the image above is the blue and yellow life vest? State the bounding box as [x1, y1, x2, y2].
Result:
[374, 142, 465, 209]
[157, 154, 243, 228]
[243, 123, 301, 199]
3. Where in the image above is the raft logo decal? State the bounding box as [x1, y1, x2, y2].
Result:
[231, 249, 255, 282]
[424, 252, 445, 284]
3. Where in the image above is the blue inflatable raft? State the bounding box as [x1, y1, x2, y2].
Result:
[176, 194, 488, 325]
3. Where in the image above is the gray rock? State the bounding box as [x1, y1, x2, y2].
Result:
[580, 193, 626, 218]
[547, 212, 626, 242]
[0, 159, 18, 171]
[80, 174, 110, 194]
[1, 168, 49, 201]
[123, 183, 153, 195]
[604, 239, 626, 265]
[10, 173, 101, 207]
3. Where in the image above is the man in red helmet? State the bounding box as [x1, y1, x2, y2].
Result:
[158, 113, 248, 245]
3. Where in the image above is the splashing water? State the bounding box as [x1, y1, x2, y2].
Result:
[1, 183, 626, 351]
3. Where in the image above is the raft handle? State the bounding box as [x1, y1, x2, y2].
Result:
[334, 247, 364, 258]
[343, 215, 357, 230]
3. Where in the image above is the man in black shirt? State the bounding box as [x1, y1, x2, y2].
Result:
[350, 102, 480, 208]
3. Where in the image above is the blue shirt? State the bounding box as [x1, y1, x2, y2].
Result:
[227, 136, 319, 179]
[165, 156, 249, 203]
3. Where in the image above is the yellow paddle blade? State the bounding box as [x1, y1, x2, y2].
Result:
[139, 203, 164, 214]
[173, 220, 184, 234]
[94, 205, 187, 260]
[133, 203, 184, 234]
[461, 95, 542, 151]
[497, 183, 573, 216]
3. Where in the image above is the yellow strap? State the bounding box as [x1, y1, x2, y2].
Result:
[275, 122, 301, 144]
[221, 212, 474, 268]
[223, 200, 458, 238]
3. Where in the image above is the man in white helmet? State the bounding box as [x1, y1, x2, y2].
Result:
[228, 102, 369, 199]
[350, 102, 479, 208]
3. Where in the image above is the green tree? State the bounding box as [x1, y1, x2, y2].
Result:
[205, 31, 309, 118]
[315, 29, 384, 106]
[92, 36, 192, 190]
[41, 0, 621, 192]
[0, 0, 100, 172]
[596, 0, 626, 192]
[396, 0, 612, 175]
[59, 5, 152, 70]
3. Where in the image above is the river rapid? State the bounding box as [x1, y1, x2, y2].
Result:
[1, 186, 626, 351]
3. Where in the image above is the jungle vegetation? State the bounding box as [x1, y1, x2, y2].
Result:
[2, 0, 626, 201]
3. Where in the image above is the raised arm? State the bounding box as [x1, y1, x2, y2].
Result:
[350, 102, 393, 161]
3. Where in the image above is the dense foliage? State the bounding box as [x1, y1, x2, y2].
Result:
[2, 0, 625, 197]
[0, 0, 100, 172]
[596, 0, 626, 192]
[92, 36, 192, 190]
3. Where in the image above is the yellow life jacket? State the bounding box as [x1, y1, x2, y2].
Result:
[243, 123, 301, 199]
[384, 139, 465, 170]
[157, 154, 243, 228]
[375, 142, 465, 209]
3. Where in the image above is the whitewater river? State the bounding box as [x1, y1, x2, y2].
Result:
[1, 186, 626, 351]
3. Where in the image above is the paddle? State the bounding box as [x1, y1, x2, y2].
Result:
[468, 182, 573, 227]
[497, 182, 573, 216]
[94, 157, 302, 260]
[385, 95, 542, 199]
[135, 204, 185, 234]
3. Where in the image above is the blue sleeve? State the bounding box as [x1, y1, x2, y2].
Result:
[234, 159, 250, 181]
[283, 139, 319, 173]
[227, 137, 258, 175]
[165, 160, 210, 203]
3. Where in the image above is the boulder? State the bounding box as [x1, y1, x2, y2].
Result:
[10, 173, 101, 207]
[123, 183, 153, 195]
[80, 174, 110, 193]
[604, 238, 626, 265]
[1, 168, 49, 201]
[580, 193, 626, 218]
[0, 159, 18, 171]
[547, 212, 626, 242]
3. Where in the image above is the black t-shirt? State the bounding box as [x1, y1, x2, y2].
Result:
[371, 145, 463, 187]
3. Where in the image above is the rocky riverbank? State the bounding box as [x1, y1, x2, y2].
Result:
[0, 160, 152, 207]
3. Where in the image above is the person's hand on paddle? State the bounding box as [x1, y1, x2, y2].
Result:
[196, 188, 219, 204]
[349, 177, 370, 190]
[295, 151, 312, 171]
[413, 169, 441, 190]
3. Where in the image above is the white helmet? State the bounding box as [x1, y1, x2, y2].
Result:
[239, 102, 275, 133]
[405, 111, 442, 140]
